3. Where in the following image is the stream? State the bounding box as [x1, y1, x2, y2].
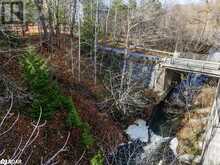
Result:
[107, 119, 177, 165]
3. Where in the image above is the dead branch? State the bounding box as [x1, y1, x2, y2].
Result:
[12, 108, 44, 160]
[41, 132, 70, 165]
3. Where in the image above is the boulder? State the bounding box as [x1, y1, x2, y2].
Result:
[178, 154, 201, 164]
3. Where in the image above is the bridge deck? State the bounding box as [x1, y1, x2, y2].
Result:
[161, 57, 220, 77]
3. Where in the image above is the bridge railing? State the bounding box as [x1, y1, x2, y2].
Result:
[162, 57, 220, 71]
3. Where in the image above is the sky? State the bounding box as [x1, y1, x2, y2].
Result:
[104, 0, 205, 6]
[163, 0, 204, 5]
[161, 0, 205, 7]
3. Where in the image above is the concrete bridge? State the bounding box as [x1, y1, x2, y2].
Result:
[154, 57, 220, 94]
[161, 57, 220, 78]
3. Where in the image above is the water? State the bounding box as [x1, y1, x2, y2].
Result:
[108, 119, 177, 165]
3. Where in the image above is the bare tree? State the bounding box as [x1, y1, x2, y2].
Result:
[78, 0, 81, 82]
[94, 0, 99, 85]
[34, 0, 48, 40]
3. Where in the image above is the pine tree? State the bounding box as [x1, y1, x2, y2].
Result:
[128, 0, 137, 9]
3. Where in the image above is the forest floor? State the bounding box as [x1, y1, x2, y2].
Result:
[0, 35, 129, 164]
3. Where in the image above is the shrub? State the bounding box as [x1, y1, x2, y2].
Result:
[21, 47, 61, 119]
[0, 31, 21, 48]
[62, 96, 82, 127]
[21, 47, 94, 148]
[80, 123, 95, 148]
[90, 152, 104, 165]
[64, 98, 95, 147]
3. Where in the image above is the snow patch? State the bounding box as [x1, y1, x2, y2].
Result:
[125, 119, 149, 142]
[125, 119, 162, 143]
[122, 119, 177, 164]
[208, 52, 220, 62]
[169, 138, 178, 156]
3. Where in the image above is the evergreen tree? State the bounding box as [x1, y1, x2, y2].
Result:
[111, 0, 125, 12]
[80, 0, 96, 51]
[128, 0, 137, 9]
[25, 0, 37, 24]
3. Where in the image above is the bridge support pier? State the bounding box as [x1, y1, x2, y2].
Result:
[153, 65, 179, 96]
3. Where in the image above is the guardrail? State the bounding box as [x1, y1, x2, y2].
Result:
[163, 58, 220, 70]
[161, 58, 220, 77]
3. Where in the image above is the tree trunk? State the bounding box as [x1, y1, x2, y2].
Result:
[78, 0, 81, 82]
[46, 0, 55, 36]
[34, 0, 48, 41]
[94, 0, 99, 85]
[70, 0, 77, 37]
